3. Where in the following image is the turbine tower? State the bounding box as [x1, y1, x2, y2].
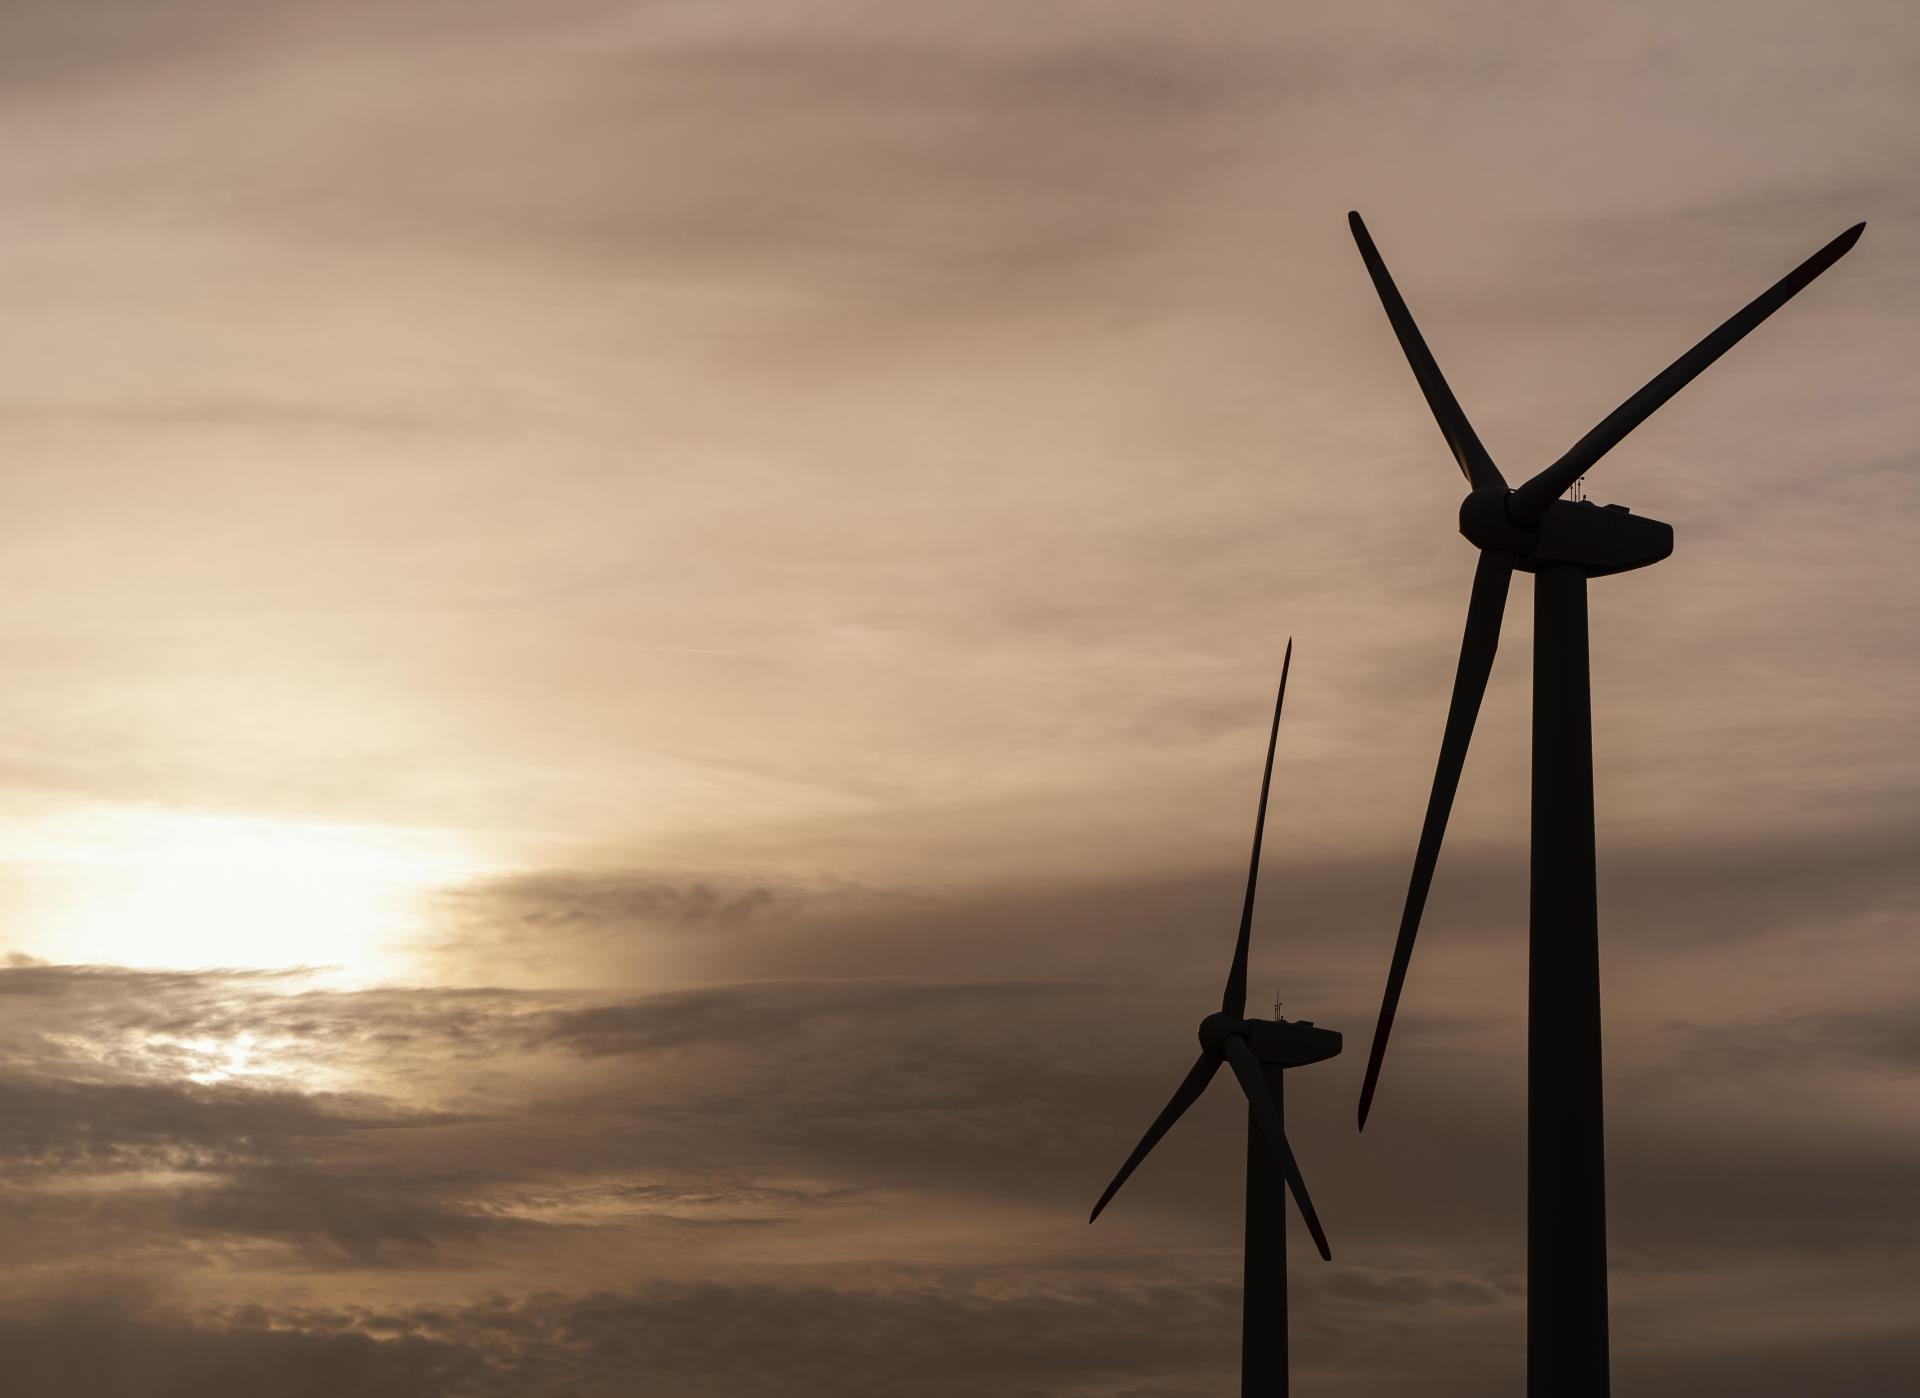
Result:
[1347, 210, 1862, 1396]
[1089, 641, 1340, 1397]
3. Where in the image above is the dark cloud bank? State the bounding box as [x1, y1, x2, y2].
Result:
[1, 847, 1914, 1396]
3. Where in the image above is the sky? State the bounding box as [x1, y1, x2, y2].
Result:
[0, 2, 1915, 1393]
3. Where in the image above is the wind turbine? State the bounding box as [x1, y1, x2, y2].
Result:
[1346, 210, 1862, 1396]
[1089, 641, 1340, 1397]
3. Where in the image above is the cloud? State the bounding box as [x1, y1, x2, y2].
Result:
[0, 1272, 1245, 1398]
[0, 945, 1914, 1385]
[0, 1294, 495, 1398]
[176, 1161, 544, 1264]
[1662, 1005, 1920, 1076]
[524, 977, 1088, 1055]
[0, 1076, 405, 1172]
[3, 1252, 1906, 1398]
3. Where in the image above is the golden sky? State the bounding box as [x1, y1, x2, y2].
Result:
[1, 2, 1915, 1394]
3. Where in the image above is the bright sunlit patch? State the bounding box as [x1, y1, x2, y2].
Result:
[133, 1030, 264, 1085]
[3, 808, 484, 982]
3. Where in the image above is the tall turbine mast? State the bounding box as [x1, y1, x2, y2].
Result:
[1348, 210, 1862, 1396]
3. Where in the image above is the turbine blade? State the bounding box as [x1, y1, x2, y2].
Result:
[1357, 547, 1515, 1130]
[1510, 221, 1865, 525]
[1223, 1035, 1332, 1261]
[1349, 211, 1506, 492]
[1089, 1050, 1222, 1224]
[1222, 640, 1293, 1019]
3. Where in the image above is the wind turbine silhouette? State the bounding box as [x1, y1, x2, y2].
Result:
[1089, 640, 1340, 1397]
[1347, 210, 1863, 1396]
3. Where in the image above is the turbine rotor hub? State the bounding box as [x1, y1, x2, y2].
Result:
[1457, 486, 1536, 554]
[1197, 1012, 1243, 1055]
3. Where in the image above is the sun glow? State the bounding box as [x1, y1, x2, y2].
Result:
[148, 1030, 263, 1085]
[4, 808, 482, 981]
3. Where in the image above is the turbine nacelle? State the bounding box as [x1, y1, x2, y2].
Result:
[1198, 1011, 1343, 1069]
[1459, 487, 1674, 577]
